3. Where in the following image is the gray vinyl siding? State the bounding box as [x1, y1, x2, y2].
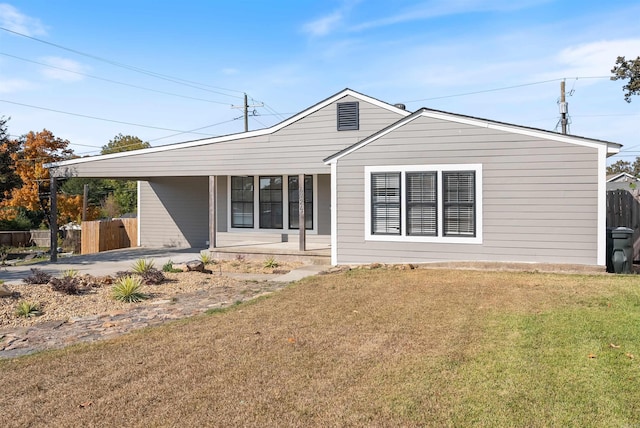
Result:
[317, 174, 331, 235]
[139, 177, 209, 248]
[216, 176, 228, 232]
[335, 115, 600, 265]
[52, 95, 405, 179]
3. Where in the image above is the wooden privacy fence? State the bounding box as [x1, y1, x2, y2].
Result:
[606, 189, 640, 261]
[81, 218, 138, 255]
[0, 231, 31, 247]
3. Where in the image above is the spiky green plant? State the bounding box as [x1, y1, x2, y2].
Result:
[199, 252, 213, 265]
[162, 260, 182, 273]
[263, 256, 279, 269]
[131, 259, 155, 275]
[15, 301, 42, 318]
[62, 269, 78, 278]
[112, 276, 147, 303]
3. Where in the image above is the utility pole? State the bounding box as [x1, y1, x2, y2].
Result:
[231, 93, 264, 132]
[82, 184, 89, 222]
[559, 80, 568, 135]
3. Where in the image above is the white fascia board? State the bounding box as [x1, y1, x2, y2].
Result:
[597, 145, 606, 266]
[419, 111, 618, 151]
[607, 144, 621, 156]
[326, 109, 620, 164]
[47, 89, 410, 169]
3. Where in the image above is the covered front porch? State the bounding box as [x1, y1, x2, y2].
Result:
[207, 232, 331, 264]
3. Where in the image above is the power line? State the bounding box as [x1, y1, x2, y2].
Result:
[0, 26, 245, 99]
[0, 52, 235, 106]
[402, 76, 611, 104]
[0, 99, 218, 135]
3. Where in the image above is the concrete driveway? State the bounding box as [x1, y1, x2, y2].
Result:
[0, 247, 205, 285]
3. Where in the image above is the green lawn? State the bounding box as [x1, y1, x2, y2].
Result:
[1, 268, 639, 427]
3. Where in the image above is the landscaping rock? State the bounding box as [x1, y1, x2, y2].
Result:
[174, 260, 205, 272]
[0, 284, 12, 298]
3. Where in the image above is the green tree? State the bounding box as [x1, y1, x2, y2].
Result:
[101, 134, 149, 215]
[101, 133, 150, 154]
[62, 134, 150, 217]
[607, 160, 632, 176]
[611, 56, 640, 102]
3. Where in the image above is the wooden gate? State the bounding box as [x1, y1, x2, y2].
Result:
[81, 218, 138, 255]
[606, 190, 640, 261]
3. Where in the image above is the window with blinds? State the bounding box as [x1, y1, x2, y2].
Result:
[368, 167, 478, 240]
[371, 172, 401, 235]
[406, 172, 437, 236]
[443, 171, 475, 236]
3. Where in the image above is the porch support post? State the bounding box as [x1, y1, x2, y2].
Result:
[208, 175, 217, 249]
[49, 175, 58, 263]
[298, 174, 306, 251]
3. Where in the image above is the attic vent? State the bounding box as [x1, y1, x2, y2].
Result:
[337, 102, 359, 131]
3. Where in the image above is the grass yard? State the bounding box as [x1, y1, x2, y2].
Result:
[1, 268, 639, 427]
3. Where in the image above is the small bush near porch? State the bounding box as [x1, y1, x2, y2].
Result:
[1, 268, 639, 426]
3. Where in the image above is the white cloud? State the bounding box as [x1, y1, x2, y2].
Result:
[350, 0, 552, 32]
[303, 10, 344, 37]
[555, 39, 640, 78]
[301, 0, 362, 37]
[0, 3, 47, 36]
[39, 57, 87, 82]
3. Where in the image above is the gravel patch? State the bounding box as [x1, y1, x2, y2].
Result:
[0, 259, 301, 328]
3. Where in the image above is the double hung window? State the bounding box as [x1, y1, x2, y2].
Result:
[288, 175, 313, 229]
[366, 165, 480, 243]
[371, 172, 401, 235]
[259, 176, 283, 229]
[231, 176, 254, 228]
[229, 175, 316, 232]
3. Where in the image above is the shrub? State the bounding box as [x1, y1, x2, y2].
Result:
[112, 276, 147, 303]
[131, 259, 155, 275]
[23, 268, 53, 285]
[263, 257, 279, 269]
[15, 301, 42, 318]
[162, 260, 182, 273]
[50, 276, 81, 295]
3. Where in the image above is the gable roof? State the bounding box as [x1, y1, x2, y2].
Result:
[46, 88, 411, 169]
[607, 172, 637, 182]
[324, 107, 622, 164]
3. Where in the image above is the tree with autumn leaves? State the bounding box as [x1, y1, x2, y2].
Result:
[0, 126, 99, 229]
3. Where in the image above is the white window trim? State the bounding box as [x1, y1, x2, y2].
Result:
[227, 175, 319, 235]
[364, 164, 483, 244]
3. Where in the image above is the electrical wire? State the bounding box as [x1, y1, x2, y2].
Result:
[401, 76, 610, 103]
[0, 52, 236, 105]
[0, 99, 218, 135]
[0, 26, 245, 99]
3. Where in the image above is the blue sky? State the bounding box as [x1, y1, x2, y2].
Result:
[0, 0, 638, 162]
